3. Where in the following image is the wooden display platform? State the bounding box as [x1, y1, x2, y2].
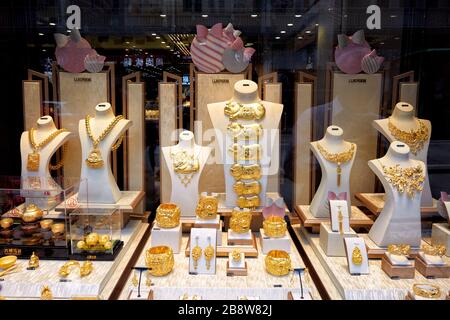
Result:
[381, 255, 415, 279]
[355, 193, 439, 216]
[359, 234, 424, 259]
[294, 205, 373, 233]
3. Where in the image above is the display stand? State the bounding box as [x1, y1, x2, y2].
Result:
[432, 223, 450, 257]
[260, 228, 291, 254]
[294, 205, 373, 233]
[194, 215, 221, 229]
[226, 252, 247, 276]
[150, 224, 182, 254]
[188, 228, 217, 275]
[415, 255, 450, 278]
[344, 237, 370, 275]
[227, 230, 253, 246]
[381, 254, 415, 279]
[319, 223, 357, 257]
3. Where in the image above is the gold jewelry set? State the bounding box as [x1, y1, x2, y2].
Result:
[170, 148, 200, 187]
[155, 203, 181, 228]
[263, 216, 287, 238]
[412, 283, 441, 299]
[195, 194, 218, 220]
[316, 142, 355, 187]
[59, 260, 93, 278]
[380, 162, 425, 199]
[225, 101, 266, 209]
[191, 236, 215, 271]
[85, 115, 125, 169]
[387, 244, 411, 256]
[229, 208, 252, 234]
[145, 246, 174, 276]
[27, 127, 68, 171]
[265, 250, 292, 276]
[388, 118, 429, 155]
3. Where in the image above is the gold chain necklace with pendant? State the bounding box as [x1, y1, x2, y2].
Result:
[27, 127, 68, 171]
[387, 118, 429, 155]
[316, 142, 355, 187]
[85, 115, 125, 169]
[170, 148, 200, 187]
[378, 161, 425, 199]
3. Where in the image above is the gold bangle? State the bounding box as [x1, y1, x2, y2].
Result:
[195, 195, 218, 220]
[0, 218, 14, 229]
[237, 195, 260, 209]
[265, 250, 291, 276]
[387, 244, 411, 256]
[263, 216, 287, 238]
[422, 244, 446, 257]
[156, 203, 181, 229]
[231, 249, 241, 263]
[145, 246, 174, 276]
[59, 260, 80, 277]
[51, 223, 65, 235]
[233, 181, 261, 196]
[413, 283, 441, 299]
[229, 208, 252, 234]
[230, 164, 261, 181]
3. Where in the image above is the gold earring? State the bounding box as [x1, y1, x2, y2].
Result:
[192, 237, 202, 270]
[204, 237, 215, 270]
[352, 246, 363, 266]
[132, 271, 138, 287]
[337, 206, 343, 235]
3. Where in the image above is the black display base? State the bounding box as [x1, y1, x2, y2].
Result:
[69, 240, 124, 261]
[0, 243, 70, 260]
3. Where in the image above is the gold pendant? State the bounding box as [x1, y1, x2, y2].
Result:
[337, 164, 342, 187]
[351, 246, 363, 266]
[86, 149, 104, 169]
[27, 152, 40, 171]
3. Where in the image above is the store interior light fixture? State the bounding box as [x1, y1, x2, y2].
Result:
[280, 30, 286, 34]
[275, 36, 280, 39]
[251, 14, 258, 18]
[202, 14, 208, 18]
[49, 22, 56, 26]
[295, 14, 302, 18]
[287, 23, 293, 27]
[160, 14, 167, 18]
[38, 33, 44, 36]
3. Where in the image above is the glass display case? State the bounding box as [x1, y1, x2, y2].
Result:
[69, 207, 123, 261]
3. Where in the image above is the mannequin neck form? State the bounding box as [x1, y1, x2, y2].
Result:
[232, 85, 260, 104]
[94, 103, 115, 120]
[321, 126, 347, 149]
[177, 131, 195, 149]
[36, 116, 57, 132]
[384, 142, 411, 163]
[390, 103, 416, 125]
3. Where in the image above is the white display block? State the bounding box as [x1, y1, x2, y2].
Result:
[151, 224, 182, 254]
[227, 229, 252, 246]
[228, 252, 246, 269]
[344, 237, 370, 275]
[330, 200, 350, 233]
[432, 223, 450, 257]
[189, 228, 217, 275]
[319, 223, 357, 257]
[418, 252, 446, 266]
[259, 228, 291, 254]
[385, 252, 413, 266]
[194, 215, 221, 229]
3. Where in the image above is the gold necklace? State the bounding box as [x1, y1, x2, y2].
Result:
[227, 123, 262, 140]
[170, 148, 200, 187]
[316, 142, 355, 187]
[49, 143, 67, 171]
[379, 162, 425, 199]
[387, 118, 429, 155]
[224, 101, 266, 121]
[85, 115, 124, 169]
[27, 127, 68, 171]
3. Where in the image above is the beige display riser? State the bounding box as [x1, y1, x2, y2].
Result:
[291, 225, 450, 300]
[118, 231, 322, 300]
[0, 220, 150, 300]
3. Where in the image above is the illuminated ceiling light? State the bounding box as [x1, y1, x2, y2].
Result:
[145, 52, 148, 54]
[380, 42, 385, 45]
[394, 37, 400, 40]
[295, 14, 302, 18]
[280, 30, 286, 34]
[49, 22, 56, 26]
[151, 33, 156, 36]
[390, 15, 397, 18]
[125, 41, 130, 44]
[202, 14, 208, 18]
[67, 30, 71, 33]
[170, 49, 174, 52]
[125, 54, 128, 57]
[287, 23, 293, 27]
[251, 14, 258, 18]
[166, 45, 170, 48]
[38, 33, 44, 36]
[160, 14, 166, 18]
[298, 36, 303, 39]
[305, 30, 312, 34]
[161, 41, 166, 44]
[125, 48, 129, 51]
[275, 36, 280, 39]
[315, 23, 319, 27]
[156, 36, 160, 39]
[42, 49, 46, 52]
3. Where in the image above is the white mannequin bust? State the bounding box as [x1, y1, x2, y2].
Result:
[207, 80, 283, 207]
[309, 126, 356, 218]
[78, 102, 132, 204]
[373, 102, 432, 207]
[368, 141, 424, 247]
[162, 131, 212, 217]
[20, 115, 72, 189]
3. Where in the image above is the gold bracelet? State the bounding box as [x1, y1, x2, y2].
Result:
[0, 218, 13, 229]
[233, 181, 261, 196]
[387, 244, 411, 256]
[59, 260, 80, 277]
[413, 283, 441, 299]
[229, 208, 252, 234]
[145, 246, 174, 276]
[156, 203, 181, 229]
[422, 244, 446, 257]
[265, 250, 291, 276]
[195, 195, 218, 220]
[230, 163, 261, 181]
[263, 216, 287, 238]
[237, 195, 260, 209]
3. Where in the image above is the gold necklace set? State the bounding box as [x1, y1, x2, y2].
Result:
[27, 127, 68, 171]
[225, 101, 266, 209]
[387, 118, 429, 155]
[170, 148, 200, 187]
[379, 161, 425, 199]
[85, 115, 125, 169]
[316, 142, 355, 187]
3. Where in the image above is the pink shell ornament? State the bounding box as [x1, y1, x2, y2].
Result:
[84, 52, 106, 73]
[334, 30, 371, 74]
[361, 49, 384, 74]
[262, 197, 285, 219]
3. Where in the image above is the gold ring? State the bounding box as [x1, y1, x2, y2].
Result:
[195, 195, 218, 220]
[145, 246, 174, 276]
[231, 249, 241, 263]
[229, 208, 252, 234]
[413, 283, 441, 299]
[265, 250, 291, 276]
[156, 203, 181, 229]
[422, 244, 446, 257]
[263, 216, 287, 238]
[0, 218, 14, 229]
[387, 244, 410, 256]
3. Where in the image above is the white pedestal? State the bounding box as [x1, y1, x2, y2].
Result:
[151, 224, 182, 253]
[227, 230, 253, 246]
[432, 223, 450, 257]
[319, 223, 358, 257]
[194, 215, 221, 229]
[259, 228, 291, 254]
[228, 252, 246, 269]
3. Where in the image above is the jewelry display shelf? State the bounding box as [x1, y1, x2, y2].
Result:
[294, 205, 373, 234]
[359, 234, 426, 259]
[291, 225, 450, 300]
[217, 192, 288, 215]
[355, 193, 439, 217]
[0, 220, 150, 300]
[118, 232, 321, 300]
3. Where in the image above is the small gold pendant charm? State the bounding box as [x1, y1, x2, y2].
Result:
[86, 149, 104, 169]
[352, 246, 363, 266]
[27, 152, 40, 171]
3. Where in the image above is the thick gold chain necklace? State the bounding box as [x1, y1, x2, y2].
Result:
[316, 142, 355, 187]
[379, 161, 425, 199]
[387, 118, 429, 155]
[170, 148, 200, 187]
[27, 127, 68, 171]
[85, 115, 124, 169]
